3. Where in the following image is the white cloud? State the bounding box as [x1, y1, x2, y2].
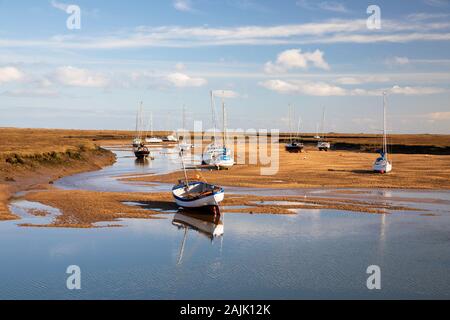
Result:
[50, 0, 69, 11]
[0, 66, 25, 83]
[260, 79, 346, 96]
[260, 80, 447, 96]
[424, 0, 449, 7]
[1, 18, 450, 49]
[212, 90, 239, 98]
[386, 56, 410, 65]
[296, 0, 349, 13]
[173, 0, 193, 12]
[166, 72, 206, 87]
[264, 49, 330, 73]
[335, 75, 391, 85]
[2, 88, 58, 98]
[175, 62, 186, 71]
[407, 12, 450, 21]
[54, 66, 109, 87]
[389, 85, 446, 95]
[427, 111, 450, 120]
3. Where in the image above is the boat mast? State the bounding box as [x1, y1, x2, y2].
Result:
[321, 106, 326, 141]
[137, 101, 143, 140]
[210, 91, 217, 143]
[383, 91, 388, 159]
[288, 104, 292, 143]
[150, 111, 153, 137]
[222, 95, 226, 147]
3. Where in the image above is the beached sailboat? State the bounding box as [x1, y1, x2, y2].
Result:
[179, 105, 194, 152]
[202, 91, 234, 169]
[145, 112, 163, 144]
[173, 150, 225, 208]
[373, 92, 392, 174]
[285, 104, 304, 153]
[132, 102, 150, 159]
[317, 107, 331, 151]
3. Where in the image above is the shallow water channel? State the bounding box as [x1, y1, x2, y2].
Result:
[2, 146, 449, 299]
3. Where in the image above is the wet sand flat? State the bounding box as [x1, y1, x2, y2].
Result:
[126, 145, 450, 190]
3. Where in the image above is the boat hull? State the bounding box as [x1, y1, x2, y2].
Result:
[285, 143, 304, 153]
[134, 150, 150, 159]
[373, 162, 392, 173]
[172, 182, 225, 208]
[317, 141, 331, 151]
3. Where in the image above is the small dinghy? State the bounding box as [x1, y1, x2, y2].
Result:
[173, 147, 225, 209]
[172, 181, 224, 208]
[134, 145, 150, 159]
[285, 142, 304, 153]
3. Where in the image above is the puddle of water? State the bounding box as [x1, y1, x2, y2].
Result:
[8, 200, 62, 225]
[253, 200, 320, 207]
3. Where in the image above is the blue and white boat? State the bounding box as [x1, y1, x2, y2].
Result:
[373, 92, 392, 174]
[172, 181, 225, 208]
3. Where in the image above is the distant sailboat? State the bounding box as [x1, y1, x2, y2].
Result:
[132, 102, 150, 159]
[145, 112, 163, 144]
[373, 92, 392, 173]
[202, 91, 234, 169]
[285, 104, 304, 153]
[317, 107, 331, 151]
[179, 105, 193, 152]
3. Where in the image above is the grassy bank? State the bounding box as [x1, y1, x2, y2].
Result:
[0, 128, 117, 220]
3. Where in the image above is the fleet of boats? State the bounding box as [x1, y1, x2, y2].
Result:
[130, 91, 392, 216]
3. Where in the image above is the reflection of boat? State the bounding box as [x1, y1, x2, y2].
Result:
[373, 92, 392, 174]
[172, 210, 224, 265]
[135, 158, 150, 166]
[172, 210, 224, 239]
[172, 181, 224, 208]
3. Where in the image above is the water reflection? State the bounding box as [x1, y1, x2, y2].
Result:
[172, 208, 224, 265]
[134, 158, 150, 167]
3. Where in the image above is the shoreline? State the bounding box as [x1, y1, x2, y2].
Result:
[0, 146, 116, 220]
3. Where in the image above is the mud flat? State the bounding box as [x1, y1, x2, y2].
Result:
[126, 144, 450, 190]
[0, 128, 117, 220]
[2, 128, 449, 226]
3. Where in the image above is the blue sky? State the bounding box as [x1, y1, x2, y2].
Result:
[0, 0, 449, 133]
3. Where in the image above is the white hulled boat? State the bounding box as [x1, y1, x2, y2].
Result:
[373, 92, 392, 173]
